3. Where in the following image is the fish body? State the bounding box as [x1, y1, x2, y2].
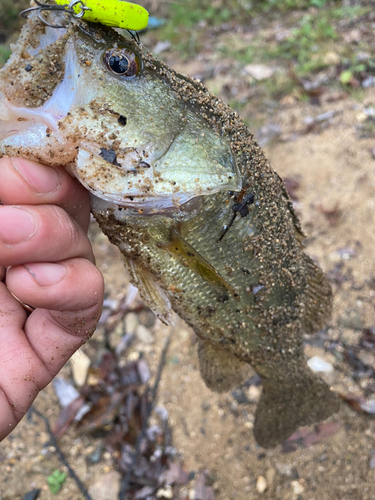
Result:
[0, 8, 339, 447]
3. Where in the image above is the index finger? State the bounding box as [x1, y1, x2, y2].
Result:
[0, 157, 90, 231]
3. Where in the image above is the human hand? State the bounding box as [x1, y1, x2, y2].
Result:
[0, 157, 104, 441]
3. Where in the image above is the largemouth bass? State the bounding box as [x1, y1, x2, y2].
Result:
[0, 6, 339, 447]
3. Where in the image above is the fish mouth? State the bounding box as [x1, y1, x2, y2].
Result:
[69, 142, 196, 214]
[69, 139, 240, 215]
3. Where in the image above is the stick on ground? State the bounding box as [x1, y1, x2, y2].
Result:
[119, 331, 173, 499]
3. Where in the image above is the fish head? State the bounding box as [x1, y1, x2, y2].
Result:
[0, 13, 241, 214]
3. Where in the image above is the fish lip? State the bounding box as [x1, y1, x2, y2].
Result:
[90, 191, 202, 218]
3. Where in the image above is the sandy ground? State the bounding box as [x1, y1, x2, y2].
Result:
[1, 22, 375, 500]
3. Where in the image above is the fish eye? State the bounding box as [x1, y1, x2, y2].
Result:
[103, 48, 141, 77]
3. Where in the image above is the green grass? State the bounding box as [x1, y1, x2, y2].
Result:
[47, 470, 67, 495]
[157, 0, 239, 58]
[0, 45, 11, 68]
[158, 1, 351, 61]
[157, 0, 330, 58]
[257, 0, 332, 12]
[160, 0, 372, 72]
[222, 3, 372, 80]
[265, 13, 338, 75]
[0, 0, 29, 67]
[0, 0, 29, 36]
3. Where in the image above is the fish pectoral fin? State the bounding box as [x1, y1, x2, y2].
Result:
[163, 227, 238, 299]
[253, 372, 340, 448]
[302, 255, 332, 334]
[197, 339, 253, 393]
[125, 258, 173, 326]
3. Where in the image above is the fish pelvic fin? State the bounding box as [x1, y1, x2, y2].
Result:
[302, 255, 332, 334]
[197, 339, 253, 393]
[253, 372, 340, 448]
[163, 227, 238, 300]
[125, 258, 173, 326]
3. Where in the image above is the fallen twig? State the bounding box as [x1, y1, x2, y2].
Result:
[119, 331, 173, 499]
[29, 406, 93, 500]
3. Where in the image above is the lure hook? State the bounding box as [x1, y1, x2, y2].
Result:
[21, 0, 91, 28]
[127, 30, 141, 44]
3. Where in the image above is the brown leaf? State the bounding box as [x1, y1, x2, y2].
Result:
[283, 422, 340, 452]
[283, 177, 301, 201]
[162, 461, 190, 486]
[303, 422, 341, 447]
[361, 327, 375, 350]
[78, 394, 123, 432]
[52, 396, 86, 438]
[195, 472, 215, 500]
[317, 203, 341, 226]
[340, 393, 375, 415]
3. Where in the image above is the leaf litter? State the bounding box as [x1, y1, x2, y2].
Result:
[50, 293, 204, 499]
[282, 421, 341, 453]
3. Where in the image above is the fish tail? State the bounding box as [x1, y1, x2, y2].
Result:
[253, 372, 340, 448]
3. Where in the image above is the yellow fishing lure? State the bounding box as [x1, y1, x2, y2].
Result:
[54, 0, 149, 30]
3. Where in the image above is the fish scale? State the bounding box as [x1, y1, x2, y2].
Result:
[0, 10, 339, 447]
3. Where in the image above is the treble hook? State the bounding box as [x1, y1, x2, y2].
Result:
[127, 30, 140, 44]
[21, 0, 91, 29]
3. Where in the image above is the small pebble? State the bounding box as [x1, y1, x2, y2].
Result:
[307, 356, 333, 373]
[244, 63, 274, 80]
[88, 471, 121, 500]
[156, 485, 173, 498]
[323, 51, 340, 65]
[275, 463, 293, 477]
[358, 350, 375, 367]
[291, 480, 304, 495]
[70, 349, 91, 387]
[188, 488, 196, 499]
[136, 324, 154, 344]
[256, 475, 267, 493]
[248, 385, 261, 401]
[125, 312, 139, 333]
[266, 467, 276, 486]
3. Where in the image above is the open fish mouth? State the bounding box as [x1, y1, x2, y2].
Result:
[70, 131, 241, 214]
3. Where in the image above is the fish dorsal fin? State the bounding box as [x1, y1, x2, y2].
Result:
[275, 172, 305, 243]
[302, 255, 332, 334]
[125, 258, 173, 326]
[163, 227, 238, 300]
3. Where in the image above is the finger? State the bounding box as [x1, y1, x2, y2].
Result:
[0, 157, 90, 231]
[0, 204, 94, 266]
[0, 282, 37, 437]
[0, 259, 104, 438]
[6, 259, 103, 312]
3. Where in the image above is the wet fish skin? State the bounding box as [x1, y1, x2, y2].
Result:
[0, 12, 340, 447]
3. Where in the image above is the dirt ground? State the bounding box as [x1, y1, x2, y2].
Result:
[1, 7, 375, 500]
